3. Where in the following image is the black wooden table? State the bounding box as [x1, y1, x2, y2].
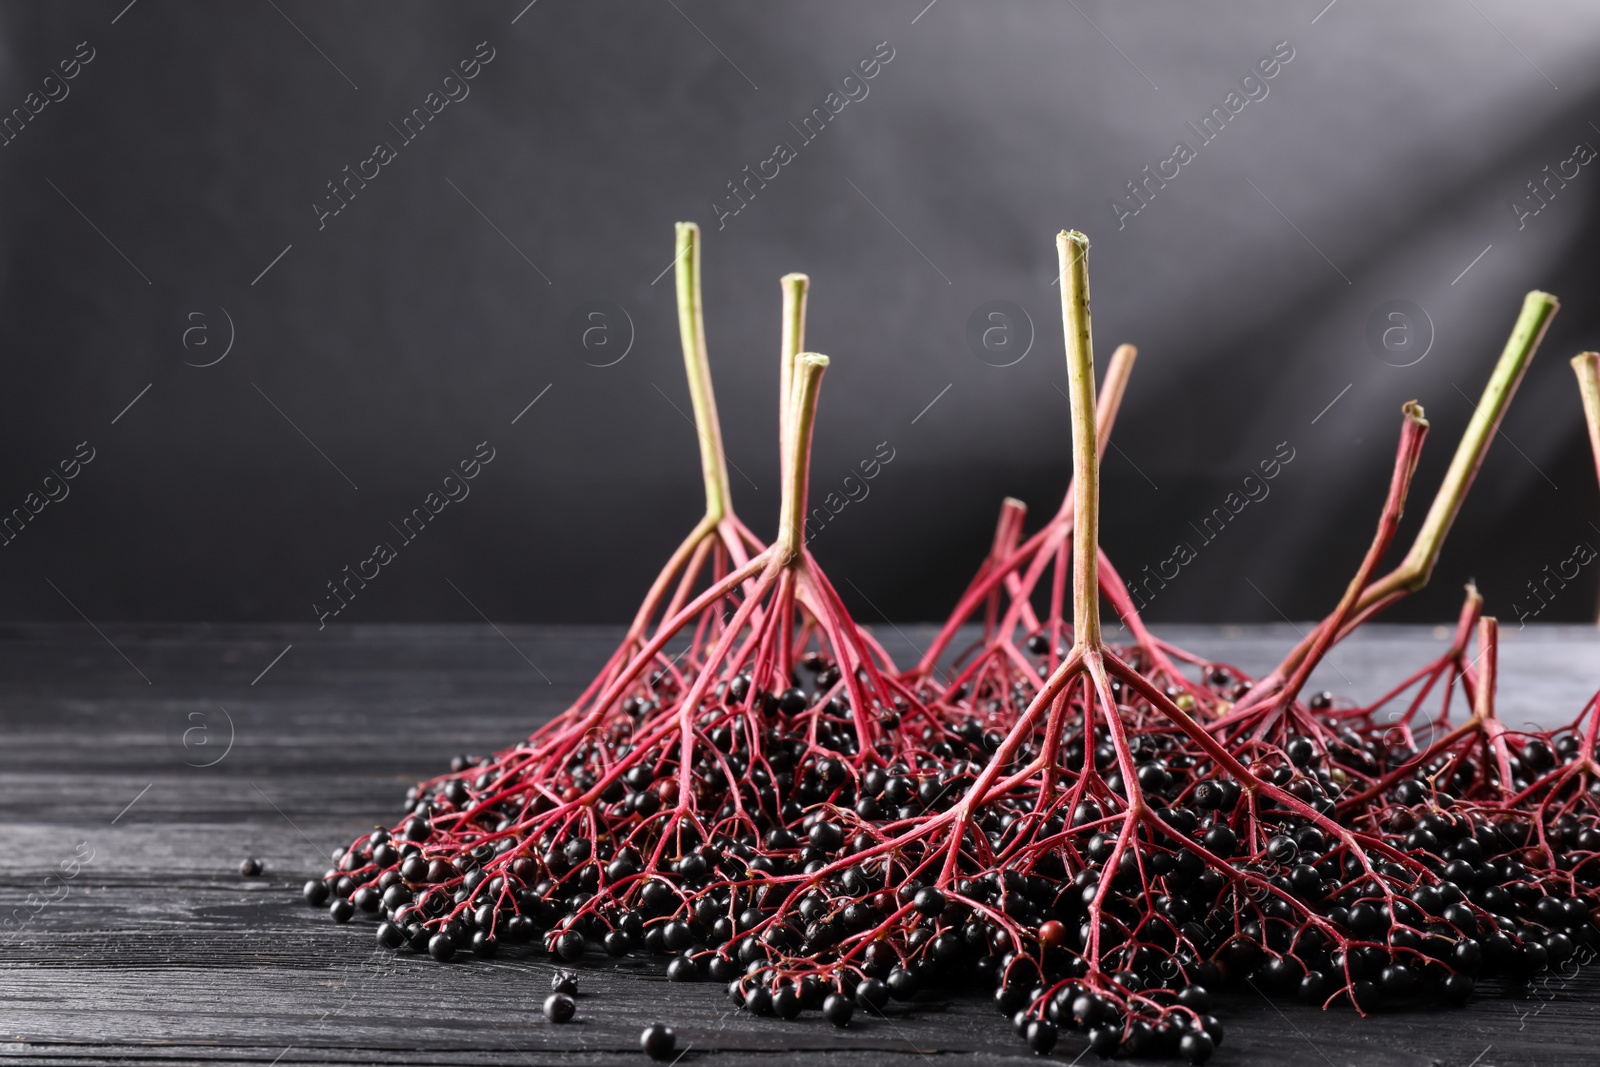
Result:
[5, 622, 1600, 1066]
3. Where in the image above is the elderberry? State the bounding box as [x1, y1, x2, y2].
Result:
[855, 976, 889, 1011]
[1087, 1025, 1120, 1056]
[822, 992, 853, 1026]
[1026, 1018, 1058, 1053]
[376, 921, 405, 949]
[554, 930, 585, 961]
[543, 992, 576, 1023]
[744, 986, 773, 1015]
[640, 1023, 676, 1059]
[1180, 1031, 1214, 1064]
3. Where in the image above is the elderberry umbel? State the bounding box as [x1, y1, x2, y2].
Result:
[302, 229, 1595, 1062]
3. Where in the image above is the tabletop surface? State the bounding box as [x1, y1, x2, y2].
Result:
[4, 620, 1600, 1067]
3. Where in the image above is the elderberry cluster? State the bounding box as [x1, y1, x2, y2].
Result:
[293, 224, 1596, 1065]
[306, 614, 1600, 1067]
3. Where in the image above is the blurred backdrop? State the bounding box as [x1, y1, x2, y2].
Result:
[1, 0, 1598, 629]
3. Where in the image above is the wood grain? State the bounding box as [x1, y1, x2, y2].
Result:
[1, 622, 1597, 1065]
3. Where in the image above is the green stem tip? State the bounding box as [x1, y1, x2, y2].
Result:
[776, 353, 830, 562]
[674, 221, 734, 522]
[1057, 230, 1101, 649]
[1361, 289, 1557, 608]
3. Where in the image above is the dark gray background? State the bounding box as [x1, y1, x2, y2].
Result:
[2, 0, 1598, 628]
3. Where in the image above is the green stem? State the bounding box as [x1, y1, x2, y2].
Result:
[776, 353, 829, 562]
[1575, 353, 1600, 626]
[1572, 352, 1600, 489]
[1058, 230, 1101, 649]
[1473, 615, 1498, 723]
[778, 272, 809, 484]
[1053, 342, 1137, 520]
[1358, 290, 1558, 608]
[674, 221, 733, 522]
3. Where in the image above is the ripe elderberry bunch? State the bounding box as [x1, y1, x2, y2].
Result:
[303, 231, 1600, 1064]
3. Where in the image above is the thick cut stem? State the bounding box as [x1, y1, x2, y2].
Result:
[1096, 345, 1137, 456]
[603, 225, 766, 655]
[1058, 230, 1100, 649]
[915, 342, 1136, 676]
[1574, 352, 1600, 496]
[1359, 290, 1557, 607]
[779, 274, 810, 459]
[674, 221, 733, 521]
[1282, 402, 1429, 703]
[776, 354, 829, 562]
[1473, 615, 1498, 722]
[1224, 403, 1430, 724]
[1267, 291, 1557, 684]
[1576, 353, 1600, 624]
[1471, 615, 1516, 791]
[1575, 353, 1600, 464]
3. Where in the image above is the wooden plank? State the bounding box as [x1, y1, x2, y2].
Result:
[0, 623, 1596, 1064]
